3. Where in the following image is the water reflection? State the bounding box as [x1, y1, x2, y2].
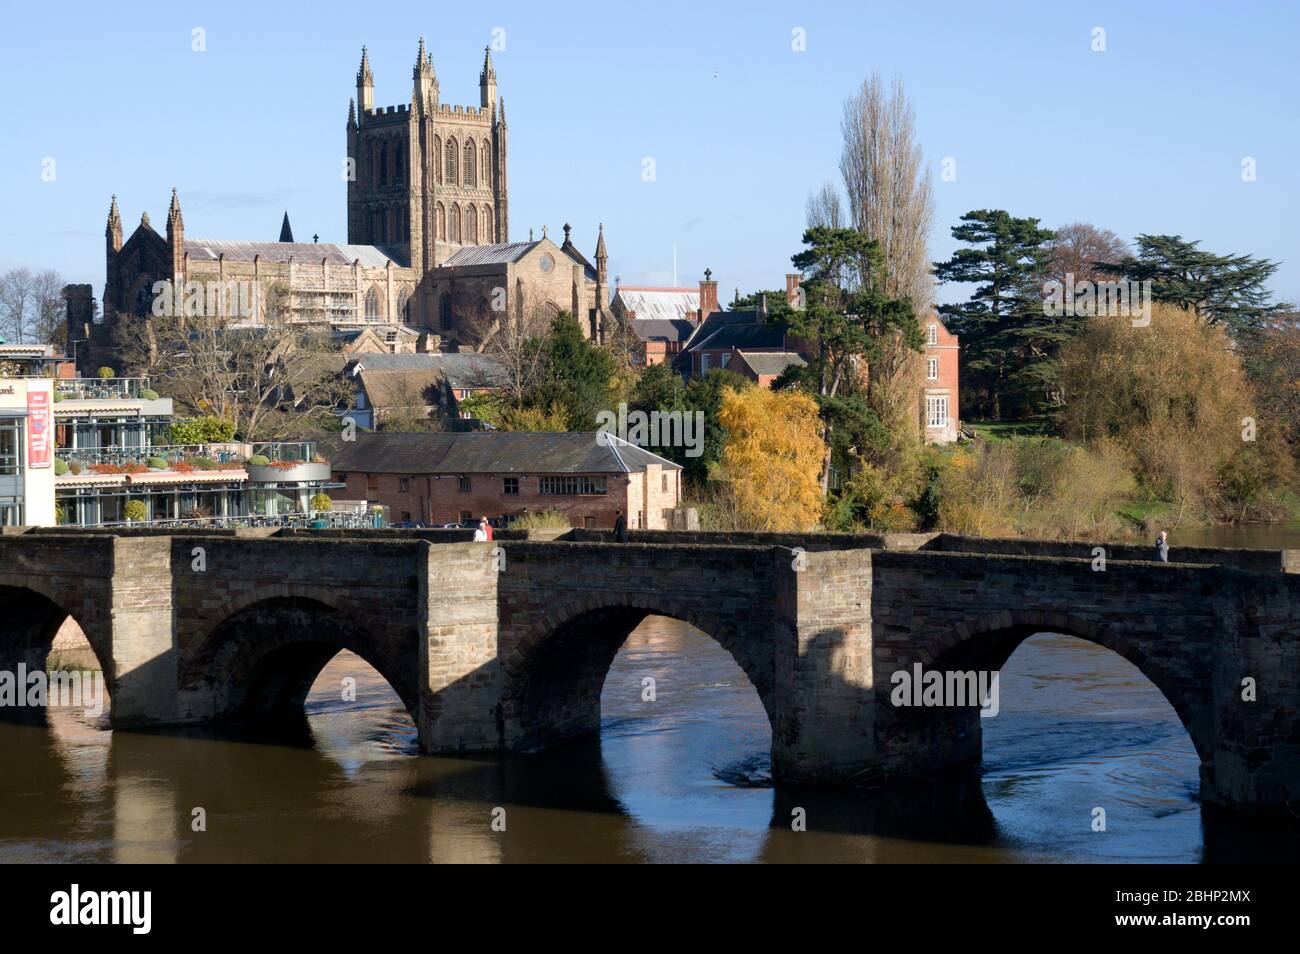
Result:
[2, 619, 1298, 863]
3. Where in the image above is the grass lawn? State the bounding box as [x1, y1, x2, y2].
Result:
[964, 417, 1052, 442]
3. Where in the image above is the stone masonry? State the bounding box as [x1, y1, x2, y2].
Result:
[1, 526, 1298, 819]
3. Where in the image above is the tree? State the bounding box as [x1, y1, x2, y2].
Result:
[839, 73, 936, 310]
[716, 386, 825, 531]
[933, 209, 1057, 419]
[630, 364, 749, 484]
[114, 281, 351, 440]
[463, 284, 552, 404]
[783, 227, 921, 493]
[1044, 222, 1127, 288]
[1241, 309, 1300, 464]
[1097, 234, 1283, 333]
[805, 182, 845, 229]
[526, 311, 618, 430]
[169, 415, 236, 444]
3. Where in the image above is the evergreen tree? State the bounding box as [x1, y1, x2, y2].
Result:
[1097, 234, 1283, 334]
[932, 209, 1056, 420]
[528, 312, 617, 430]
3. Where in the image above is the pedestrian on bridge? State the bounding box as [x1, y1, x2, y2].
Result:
[613, 510, 628, 543]
[1155, 530, 1169, 563]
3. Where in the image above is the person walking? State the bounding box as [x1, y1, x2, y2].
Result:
[613, 510, 628, 543]
[481, 516, 494, 542]
[472, 520, 488, 542]
[1155, 530, 1169, 563]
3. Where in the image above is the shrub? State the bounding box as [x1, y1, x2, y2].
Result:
[67, 460, 82, 475]
[145, 457, 167, 470]
[96, 366, 115, 379]
[169, 416, 236, 444]
[52, 390, 64, 403]
[123, 500, 148, 522]
[170, 461, 196, 473]
[247, 454, 270, 466]
[54, 458, 68, 476]
[186, 456, 220, 470]
[309, 492, 333, 512]
[511, 510, 571, 529]
[139, 388, 159, 400]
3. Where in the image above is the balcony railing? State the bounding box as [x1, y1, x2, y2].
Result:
[54, 378, 154, 401]
[72, 510, 375, 531]
[56, 441, 322, 470]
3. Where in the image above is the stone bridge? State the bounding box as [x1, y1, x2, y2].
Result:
[1, 527, 1298, 819]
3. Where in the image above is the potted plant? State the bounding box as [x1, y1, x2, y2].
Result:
[123, 500, 148, 523]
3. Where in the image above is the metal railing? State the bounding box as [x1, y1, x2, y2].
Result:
[78, 510, 375, 531]
[54, 378, 153, 401]
[57, 441, 320, 468]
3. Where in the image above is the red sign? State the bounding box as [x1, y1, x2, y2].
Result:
[27, 389, 51, 469]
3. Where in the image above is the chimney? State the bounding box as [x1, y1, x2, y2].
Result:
[785, 273, 802, 308]
[698, 268, 718, 321]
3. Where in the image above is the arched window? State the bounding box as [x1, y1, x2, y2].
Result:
[365, 288, 382, 322]
[449, 204, 461, 244]
[481, 143, 490, 188]
[435, 202, 446, 240]
[466, 204, 478, 244]
[397, 289, 411, 322]
[433, 136, 442, 183]
[482, 205, 492, 243]
[440, 294, 452, 330]
[445, 138, 458, 186]
[463, 139, 476, 188]
[379, 143, 388, 186]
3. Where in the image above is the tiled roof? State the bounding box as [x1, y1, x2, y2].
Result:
[320, 431, 681, 475]
[184, 239, 409, 269]
[347, 352, 507, 387]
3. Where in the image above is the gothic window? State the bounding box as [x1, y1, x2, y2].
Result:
[449, 204, 461, 244]
[445, 138, 458, 186]
[440, 294, 452, 330]
[397, 289, 411, 322]
[463, 139, 476, 188]
[380, 143, 389, 186]
[435, 202, 446, 240]
[466, 204, 478, 244]
[365, 287, 382, 322]
[481, 143, 490, 188]
[482, 205, 492, 243]
[434, 136, 442, 183]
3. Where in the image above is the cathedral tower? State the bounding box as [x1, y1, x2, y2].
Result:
[346, 38, 509, 304]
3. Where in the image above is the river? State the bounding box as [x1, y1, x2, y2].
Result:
[2, 525, 1298, 864]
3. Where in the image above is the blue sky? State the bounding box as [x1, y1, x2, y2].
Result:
[2, 0, 1297, 306]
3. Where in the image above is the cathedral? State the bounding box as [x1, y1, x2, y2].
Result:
[92, 39, 614, 356]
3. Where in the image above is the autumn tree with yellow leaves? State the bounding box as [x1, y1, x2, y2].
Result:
[715, 386, 826, 531]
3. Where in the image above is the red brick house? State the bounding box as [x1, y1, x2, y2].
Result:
[729, 349, 806, 388]
[321, 431, 682, 529]
[922, 315, 960, 443]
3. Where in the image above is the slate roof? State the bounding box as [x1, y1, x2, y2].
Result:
[439, 241, 539, 267]
[734, 350, 806, 376]
[184, 239, 409, 269]
[320, 432, 681, 474]
[348, 352, 508, 388]
[690, 322, 786, 351]
[629, 318, 696, 343]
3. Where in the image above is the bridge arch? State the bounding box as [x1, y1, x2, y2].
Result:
[0, 576, 111, 683]
[920, 611, 1211, 762]
[501, 593, 775, 751]
[186, 591, 418, 728]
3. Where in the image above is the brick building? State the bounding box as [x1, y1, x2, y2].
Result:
[922, 315, 960, 443]
[321, 431, 681, 528]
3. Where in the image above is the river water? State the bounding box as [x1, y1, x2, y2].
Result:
[2, 526, 1298, 864]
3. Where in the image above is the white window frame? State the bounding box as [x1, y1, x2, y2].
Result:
[927, 323, 938, 346]
[926, 395, 949, 428]
[927, 357, 939, 380]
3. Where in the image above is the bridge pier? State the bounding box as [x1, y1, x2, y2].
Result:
[107, 537, 181, 727]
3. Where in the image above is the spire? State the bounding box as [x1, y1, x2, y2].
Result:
[347, 97, 356, 126]
[498, 96, 506, 125]
[479, 45, 498, 109]
[167, 187, 183, 228]
[279, 212, 294, 243]
[140, 211, 151, 229]
[595, 222, 608, 264]
[356, 46, 374, 117]
[413, 36, 437, 110]
[106, 195, 123, 250]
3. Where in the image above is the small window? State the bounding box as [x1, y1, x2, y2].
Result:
[401, 511, 412, 522]
[458, 476, 471, 493]
[399, 477, 410, 492]
[504, 477, 519, 495]
[662, 473, 668, 493]
[366, 475, 379, 494]
[460, 511, 473, 524]
[927, 357, 939, 380]
[927, 323, 938, 346]
[333, 472, 347, 483]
